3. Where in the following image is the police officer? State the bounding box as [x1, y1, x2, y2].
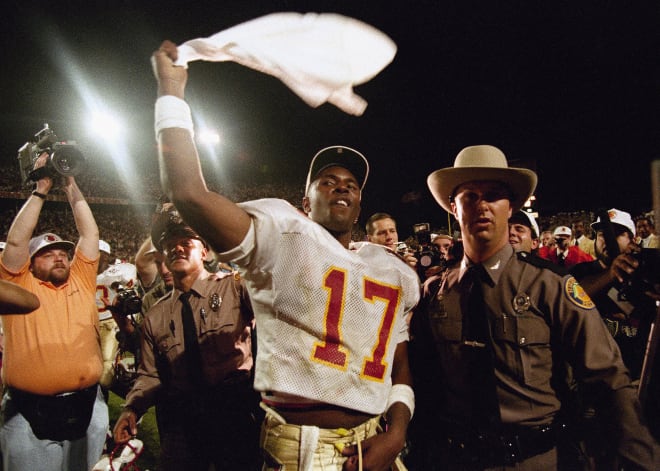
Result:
[408, 145, 659, 470]
[113, 210, 261, 470]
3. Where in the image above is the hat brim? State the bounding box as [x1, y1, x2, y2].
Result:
[305, 146, 369, 193]
[427, 167, 537, 213]
[591, 221, 631, 235]
[31, 241, 75, 258]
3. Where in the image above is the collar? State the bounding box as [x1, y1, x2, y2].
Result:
[461, 244, 514, 286]
[173, 270, 211, 301]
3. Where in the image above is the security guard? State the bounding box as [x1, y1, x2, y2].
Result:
[113, 210, 261, 471]
[408, 145, 659, 470]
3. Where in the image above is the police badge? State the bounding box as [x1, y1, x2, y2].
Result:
[210, 293, 221, 311]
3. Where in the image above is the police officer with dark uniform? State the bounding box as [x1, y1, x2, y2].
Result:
[113, 209, 261, 470]
[407, 145, 659, 470]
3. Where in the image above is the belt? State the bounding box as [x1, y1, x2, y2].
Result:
[9, 384, 97, 402]
[444, 422, 561, 467]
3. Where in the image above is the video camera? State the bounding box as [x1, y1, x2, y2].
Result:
[17, 124, 85, 186]
[596, 209, 660, 303]
[110, 283, 142, 317]
[412, 222, 444, 277]
[620, 248, 660, 303]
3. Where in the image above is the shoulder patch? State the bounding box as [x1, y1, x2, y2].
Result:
[563, 276, 595, 310]
[516, 251, 568, 276]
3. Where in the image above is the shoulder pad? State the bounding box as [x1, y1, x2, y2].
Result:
[516, 251, 568, 276]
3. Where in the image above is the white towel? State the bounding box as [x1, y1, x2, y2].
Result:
[175, 12, 397, 116]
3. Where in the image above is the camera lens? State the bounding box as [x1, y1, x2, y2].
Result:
[50, 146, 85, 176]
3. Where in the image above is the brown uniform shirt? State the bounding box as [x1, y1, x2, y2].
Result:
[423, 244, 632, 425]
[126, 271, 254, 415]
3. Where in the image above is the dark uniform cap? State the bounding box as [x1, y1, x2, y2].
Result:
[305, 145, 369, 193]
[150, 207, 207, 252]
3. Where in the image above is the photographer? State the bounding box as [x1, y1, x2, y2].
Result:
[571, 208, 659, 380]
[0, 152, 107, 471]
[95, 240, 140, 398]
[365, 212, 418, 269]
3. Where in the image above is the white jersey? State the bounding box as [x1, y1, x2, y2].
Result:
[221, 198, 420, 415]
[96, 262, 138, 321]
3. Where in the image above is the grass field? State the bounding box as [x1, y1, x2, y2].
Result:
[107, 392, 160, 470]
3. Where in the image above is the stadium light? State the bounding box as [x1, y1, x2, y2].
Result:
[198, 129, 221, 146]
[87, 111, 124, 141]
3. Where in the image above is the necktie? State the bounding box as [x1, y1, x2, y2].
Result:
[558, 252, 566, 266]
[462, 265, 501, 428]
[180, 291, 204, 387]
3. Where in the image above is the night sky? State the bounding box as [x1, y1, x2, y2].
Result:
[1, 1, 658, 236]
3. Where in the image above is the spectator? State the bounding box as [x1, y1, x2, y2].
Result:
[0, 154, 108, 471]
[113, 211, 261, 470]
[571, 218, 596, 258]
[150, 40, 420, 470]
[508, 210, 540, 254]
[635, 215, 659, 248]
[540, 230, 555, 251]
[409, 144, 659, 470]
[539, 225, 593, 269]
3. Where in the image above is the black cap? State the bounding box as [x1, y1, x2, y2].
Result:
[305, 145, 369, 193]
[151, 207, 206, 252]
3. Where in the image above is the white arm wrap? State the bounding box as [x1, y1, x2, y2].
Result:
[385, 384, 415, 419]
[154, 95, 194, 139]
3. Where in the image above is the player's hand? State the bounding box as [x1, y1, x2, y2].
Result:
[113, 409, 138, 444]
[341, 431, 405, 471]
[151, 40, 187, 98]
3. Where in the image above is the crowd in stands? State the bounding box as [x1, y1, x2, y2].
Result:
[0, 163, 307, 262]
[0, 160, 655, 262]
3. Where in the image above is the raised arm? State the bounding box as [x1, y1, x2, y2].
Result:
[135, 237, 158, 290]
[2, 154, 53, 271]
[151, 41, 252, 253]
[61, 176, 99, 260]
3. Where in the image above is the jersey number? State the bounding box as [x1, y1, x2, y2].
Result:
[312, 268, 401, 382]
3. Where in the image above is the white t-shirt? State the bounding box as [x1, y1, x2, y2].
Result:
[221, 198, 420, 415]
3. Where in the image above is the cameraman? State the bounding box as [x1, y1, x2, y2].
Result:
[571, 208, 658, 380]
[0, 153, 107, 471]
[95, 240, 140, 398]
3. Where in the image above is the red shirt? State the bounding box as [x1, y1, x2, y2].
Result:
[538, 245, 593, 269]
